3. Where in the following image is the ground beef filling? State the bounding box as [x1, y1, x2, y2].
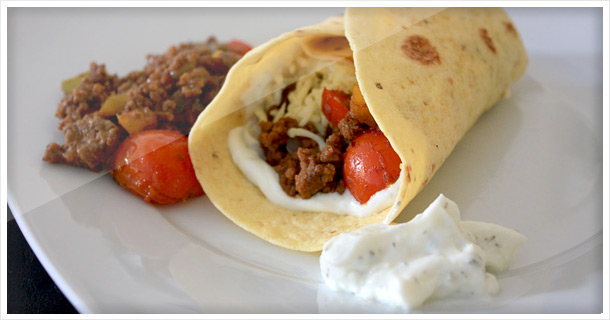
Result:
[44, 37, 241, 171]
[259, 92, 378, 199]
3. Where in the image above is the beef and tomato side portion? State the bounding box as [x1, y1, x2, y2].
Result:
[43, 37, 251, 204]
[258, 84, 402, 204]
[44, 37, 250, 172]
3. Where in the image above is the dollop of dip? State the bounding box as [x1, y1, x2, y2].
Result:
[319, 194, 526, 310]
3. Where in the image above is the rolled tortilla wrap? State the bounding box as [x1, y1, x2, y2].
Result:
[188, 8, 527, 252]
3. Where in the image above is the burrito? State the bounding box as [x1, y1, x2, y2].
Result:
[188, 8, 527, 252]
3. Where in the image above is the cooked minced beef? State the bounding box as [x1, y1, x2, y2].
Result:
[258, 91, 376, 199]
[55, 63, 118, 125]
[44, 113, 123, 171]
[44, 37, 243, 171]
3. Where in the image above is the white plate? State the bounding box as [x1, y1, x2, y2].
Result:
[6, 7, 604, 313]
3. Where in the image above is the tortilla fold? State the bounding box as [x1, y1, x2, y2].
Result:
[188, 8, 527, 252]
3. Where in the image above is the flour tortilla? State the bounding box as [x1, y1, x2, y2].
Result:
[188, 8, 527, 252]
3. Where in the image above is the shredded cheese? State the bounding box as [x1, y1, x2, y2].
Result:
[278, 61, 357, 136]
[252, 59, 357, 142]
[253, 107, 268, 123]
[287, 128, 327, 150]
[272, 103, 287, 123]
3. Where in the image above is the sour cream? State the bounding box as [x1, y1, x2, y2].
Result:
[228, 124, 401, 217]
[319, 194, 526, 310]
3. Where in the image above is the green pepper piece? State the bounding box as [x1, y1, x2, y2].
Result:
[60, 71, 90, 95]
[99, 93, 128, 117]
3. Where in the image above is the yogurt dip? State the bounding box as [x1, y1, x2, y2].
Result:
[319, 194, 526, 310]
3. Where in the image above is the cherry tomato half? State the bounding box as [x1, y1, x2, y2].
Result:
[112, 130, 204, 204]
[321, 87, 350, 126]
[343, 130, 401, 204]
[227, 40, 253, 56]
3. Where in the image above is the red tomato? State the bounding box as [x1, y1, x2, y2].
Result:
[111, 130, 204, 204]
[321, 87, 350, 126]
[227, 40, 252, 56]
[343, 130, 402, 204]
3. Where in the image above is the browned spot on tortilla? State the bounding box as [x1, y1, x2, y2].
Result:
[305, 35, 350, 54]
[401, 35, 440, 65]
[406, 171, 411, 183]
[406, 164, 412, 173]
[447, 77, 453, 85]
[375, 82, 383, 89]
[212, 152, 219, 159]
[431, 164, 436, 171]
[423, 178, 429, 185]
[503, 21, 517, 36]
[479, 28, 496, 54]
[409, 79, 415, 85]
